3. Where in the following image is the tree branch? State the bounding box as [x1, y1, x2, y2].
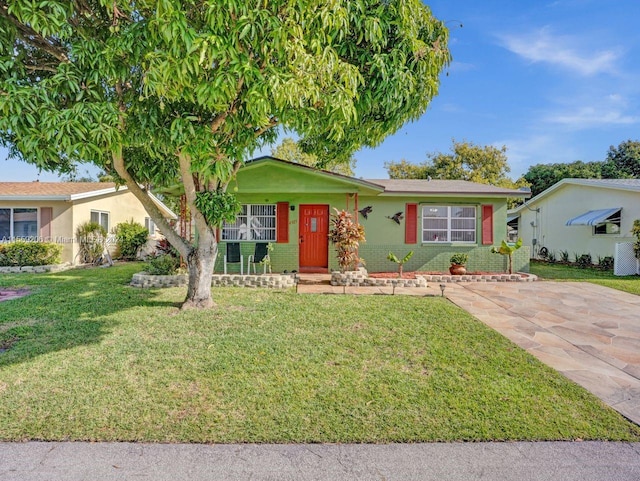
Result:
[178, 152, 213, 238]
[0, 2, 70, 63]
[112, 147, 191, 258]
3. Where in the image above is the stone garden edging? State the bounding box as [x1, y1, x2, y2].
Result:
[331, 269, 536, 286]
[0, 263, 72, 274]
[331, 270, 427, 288]
[131, 272, 296, 289]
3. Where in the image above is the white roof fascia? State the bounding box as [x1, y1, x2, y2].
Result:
[69, 186, 121, 201]
[510, 178, 640, 215]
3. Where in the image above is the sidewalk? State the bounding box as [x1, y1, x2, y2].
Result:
[1, 441, 639, 481]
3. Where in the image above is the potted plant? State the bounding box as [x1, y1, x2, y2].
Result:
[449, 253, 468, 275]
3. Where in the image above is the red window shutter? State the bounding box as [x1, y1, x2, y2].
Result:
[405, 203, 417, 244]
[276, 202, 289, 243]
[40, 207, 53, 239]
[482, 205, 493, 245]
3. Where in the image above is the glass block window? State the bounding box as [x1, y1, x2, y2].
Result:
[422, 205, 476, 243]
[222, 204, 276, 241]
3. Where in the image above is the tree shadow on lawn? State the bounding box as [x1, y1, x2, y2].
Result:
[0, 265, 180, 367]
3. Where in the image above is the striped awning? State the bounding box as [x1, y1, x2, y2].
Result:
[565, 208, 621, 226]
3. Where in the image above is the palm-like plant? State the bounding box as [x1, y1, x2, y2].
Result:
[491, 238, 523, 274]
[387, 251, 413, 278]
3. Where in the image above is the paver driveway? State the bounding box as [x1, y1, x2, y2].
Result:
[445, 281, 640, 425]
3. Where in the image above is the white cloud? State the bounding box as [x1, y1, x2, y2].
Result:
[547, 107, 638, 128]
[500, 27, 620, 76]
[493, 135, 579, 177]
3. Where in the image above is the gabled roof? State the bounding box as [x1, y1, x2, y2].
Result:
[510, 178, 640, 215]
[0, 182, 177, 219]
[244, 157, 530, 198]
[244, 156, 384, 194]
[367, 179, 530, 197]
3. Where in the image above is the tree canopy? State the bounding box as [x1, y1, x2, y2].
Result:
[272, 137, 356, 176]
[385, 140, 528, 207]
[386, 139, 527, 185]
[0, 0, 451, 309]
[522, 160, 603, 197]
[602, 139, 640, 179]
[522, 139, 640, 196]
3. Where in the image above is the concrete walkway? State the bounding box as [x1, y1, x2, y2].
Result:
[442, 281, 640, 425]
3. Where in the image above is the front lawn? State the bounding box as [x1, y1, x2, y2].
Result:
[530, 260, 640, 295]
[0, 263, 638, 442]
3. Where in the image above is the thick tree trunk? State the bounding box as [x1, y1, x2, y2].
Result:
[182, 227, 218, 310]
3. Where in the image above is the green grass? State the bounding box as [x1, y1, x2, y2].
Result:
[1, 263, 639, 443]
[530, 260, 640, 295]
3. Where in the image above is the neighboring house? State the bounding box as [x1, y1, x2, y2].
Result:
[216, 157, 531, 274]
[508, 178, 640, 261]
[0, 182, 176, 264]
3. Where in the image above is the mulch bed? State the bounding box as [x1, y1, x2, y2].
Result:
[369, 271, 524, 279]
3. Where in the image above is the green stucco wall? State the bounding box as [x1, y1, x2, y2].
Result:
[215, 193, 530, 274]
[214, 158, 530, 274]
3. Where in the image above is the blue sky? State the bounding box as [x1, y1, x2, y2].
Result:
[3, 0, 640, 182]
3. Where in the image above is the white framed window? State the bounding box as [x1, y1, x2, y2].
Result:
[145, 217, 156, 236]
[0, 208, 38, 240]
[422, 205, 476, 243]
[222, 204, 276, 241]
[90, 210, 110, 232]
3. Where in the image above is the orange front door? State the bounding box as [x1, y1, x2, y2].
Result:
[299, 204, 329, 272]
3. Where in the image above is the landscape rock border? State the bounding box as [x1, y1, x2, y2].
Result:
[0, 263, 72, 274]
[131, 272, 296, 289]
[332, 268, 536, 286]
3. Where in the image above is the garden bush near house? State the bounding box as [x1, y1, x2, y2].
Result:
[575, 253, 593, 269]
[633, 219, 640, 259]
[0, 241, 62, 266]
[598, 256, 614, 271]
[146, 253, 181, 275]
[329, 208, 366, 272]
[76, 221, 107, 264]
[559, 250, 570, 263]
[113, 219, 148, 260]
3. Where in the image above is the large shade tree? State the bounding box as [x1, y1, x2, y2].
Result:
[0, 0, 451, 309]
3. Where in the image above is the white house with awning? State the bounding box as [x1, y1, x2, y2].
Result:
[508, 178, 640, 262]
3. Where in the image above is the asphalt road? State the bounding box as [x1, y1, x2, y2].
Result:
[1, 441, 640, 481]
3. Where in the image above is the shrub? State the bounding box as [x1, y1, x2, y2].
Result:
[546, 251, 556, 263]
[576, 253, 592, 268]
[146, 254, 180, 275]
[559, 250, 570, 263]
[633, 219, 640, 259]
[114, 219, 148, 260]
[0, 241, 62, 266]
[598, 256, 614, 271]
[154, 238, 180, 258]
[329, 208, 365, 272]
[76, 222, 107, 264]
